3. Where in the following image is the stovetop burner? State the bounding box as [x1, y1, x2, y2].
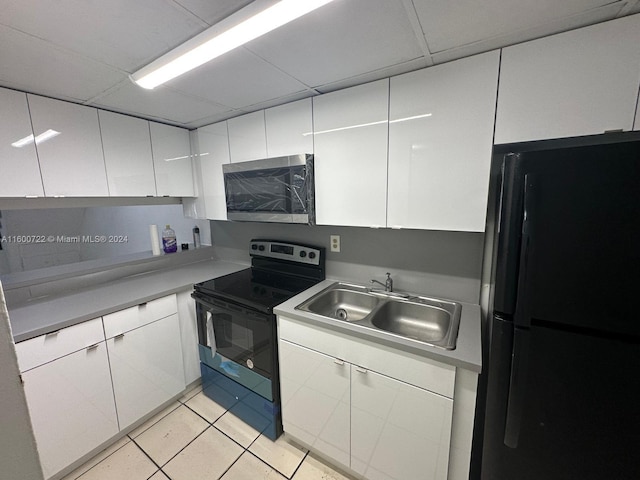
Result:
[194, 239, 325, 313]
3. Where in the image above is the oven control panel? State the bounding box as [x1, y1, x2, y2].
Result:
[250, 240, 322, 266]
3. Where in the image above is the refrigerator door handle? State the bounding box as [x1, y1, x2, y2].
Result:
[513, 173, 536, 329]
[504, 327, 531, 448]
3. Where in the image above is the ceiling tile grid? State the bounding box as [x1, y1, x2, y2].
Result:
[0, 0, 637, 128]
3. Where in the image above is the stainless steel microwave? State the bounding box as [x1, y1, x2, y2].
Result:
[222, 154, 315, 224]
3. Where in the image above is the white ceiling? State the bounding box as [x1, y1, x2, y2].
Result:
[1, 0, 639, 129]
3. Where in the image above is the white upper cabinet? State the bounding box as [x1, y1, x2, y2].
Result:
[150, 122, 194, 196]
[495, 14, 640, 144]
[197, 122, 230, 220]
[313, 79, 389, 227]
[0, 88, 44, 197]
[28, 94, 109, 197]
[388, 51, 500, 232]
[99, 110, 156, 197]
[228, 111, 267, 162]
[265, 98, 314, 157]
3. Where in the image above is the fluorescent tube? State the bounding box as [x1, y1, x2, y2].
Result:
[131, 0, 335, 90]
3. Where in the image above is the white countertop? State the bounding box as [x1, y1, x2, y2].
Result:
[8, 260, 248, 343]
[8, 261, 482, 373]
[274, 278, 482, 373]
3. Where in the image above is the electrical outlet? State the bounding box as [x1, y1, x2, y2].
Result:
[330, 235, 341, 252]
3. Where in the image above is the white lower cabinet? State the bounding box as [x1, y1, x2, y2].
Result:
[106, 313, 186, 430]
[21, 341, 118, 479]
[279, 322, 454, 480]
[15, 293, 189, 478]
[279, 340, 351, 467]
[351, 367, 452, 480]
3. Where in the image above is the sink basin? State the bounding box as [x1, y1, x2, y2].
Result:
[369, 301, 451, 343]
[300, 287, 381, 321]
[295, 282, 461, 350]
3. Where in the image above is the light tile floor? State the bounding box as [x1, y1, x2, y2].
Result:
[62, 384, 357, 480]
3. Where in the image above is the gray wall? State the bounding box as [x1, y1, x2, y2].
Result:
[211, 221, 485, 304]
[0, 281, 44, 479]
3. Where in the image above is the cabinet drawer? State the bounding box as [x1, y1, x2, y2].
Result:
[103, 294, 178, 339]
[278, 316, 455, 398]
[15, 318, 105, 372]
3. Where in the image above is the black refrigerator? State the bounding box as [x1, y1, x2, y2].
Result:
[481, 132, 640, 480]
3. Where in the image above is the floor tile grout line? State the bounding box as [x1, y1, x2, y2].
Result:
[149, 423, 213, 469]
[130, 436, 165, 472]
[214, 449, 246, 480]
[288, 450, 310, 479]
[241, 448, 303, 480]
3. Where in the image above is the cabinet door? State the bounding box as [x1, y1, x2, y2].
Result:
[227, 111, 267, 162]
[388, 51, 499, 232]
[197, 122, 230, 220]
[495, 15, 640, 144]
[28, 94, 109, 196]
[265, 98, 313, 157]
[313, 79, 389, 227]
[150, 122, 194, 196]
[0, 88, 44, 197]
[99, 110, 156, 197]
[107, 314, 186, 430]
[351, 367, 453, 480]
[22, 343, 118, 479]
[279, 340, 351, 468]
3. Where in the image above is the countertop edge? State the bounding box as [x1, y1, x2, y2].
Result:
[8, 259, 249, 343]
[274, 279, 482, 373]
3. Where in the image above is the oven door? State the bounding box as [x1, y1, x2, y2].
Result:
[193, 293, 274, 380]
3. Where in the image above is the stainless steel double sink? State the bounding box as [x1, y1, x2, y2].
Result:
[295, 282, 461, 350]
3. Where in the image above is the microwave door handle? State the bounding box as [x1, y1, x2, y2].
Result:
[206, 312, 216, 355]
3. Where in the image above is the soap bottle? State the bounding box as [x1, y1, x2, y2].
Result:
[192, 226, 201, 248]
[162, 224, 177, 253]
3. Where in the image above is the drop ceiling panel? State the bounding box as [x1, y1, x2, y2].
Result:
[171, 0, 254, 25]
[0, 25, 126, 102]
[168, 47, 310, 109]
[431, 3, 625, 64]
[0, 0, 207, 71]
[93, 83, 231, 126]
[245, 0, 425, 87]
[415, 0, 620, 53]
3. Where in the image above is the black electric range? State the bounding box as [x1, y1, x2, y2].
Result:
[192, 239, 325, 440]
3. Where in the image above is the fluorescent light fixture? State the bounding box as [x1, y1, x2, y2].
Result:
[131, 0, 335, 90]
[12, 129, 60, 148]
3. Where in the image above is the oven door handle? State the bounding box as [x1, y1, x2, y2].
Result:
[206, 311, 216, 354]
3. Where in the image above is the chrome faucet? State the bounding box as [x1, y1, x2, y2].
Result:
[371, 272, 393, 292]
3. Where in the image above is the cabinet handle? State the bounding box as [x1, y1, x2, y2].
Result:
[86, 343, 100, 351]
[334, 359, 345, 366]
[355, 366, 368, 374]
[114, 333, 125, 340]
[46, 330, 60, 337]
